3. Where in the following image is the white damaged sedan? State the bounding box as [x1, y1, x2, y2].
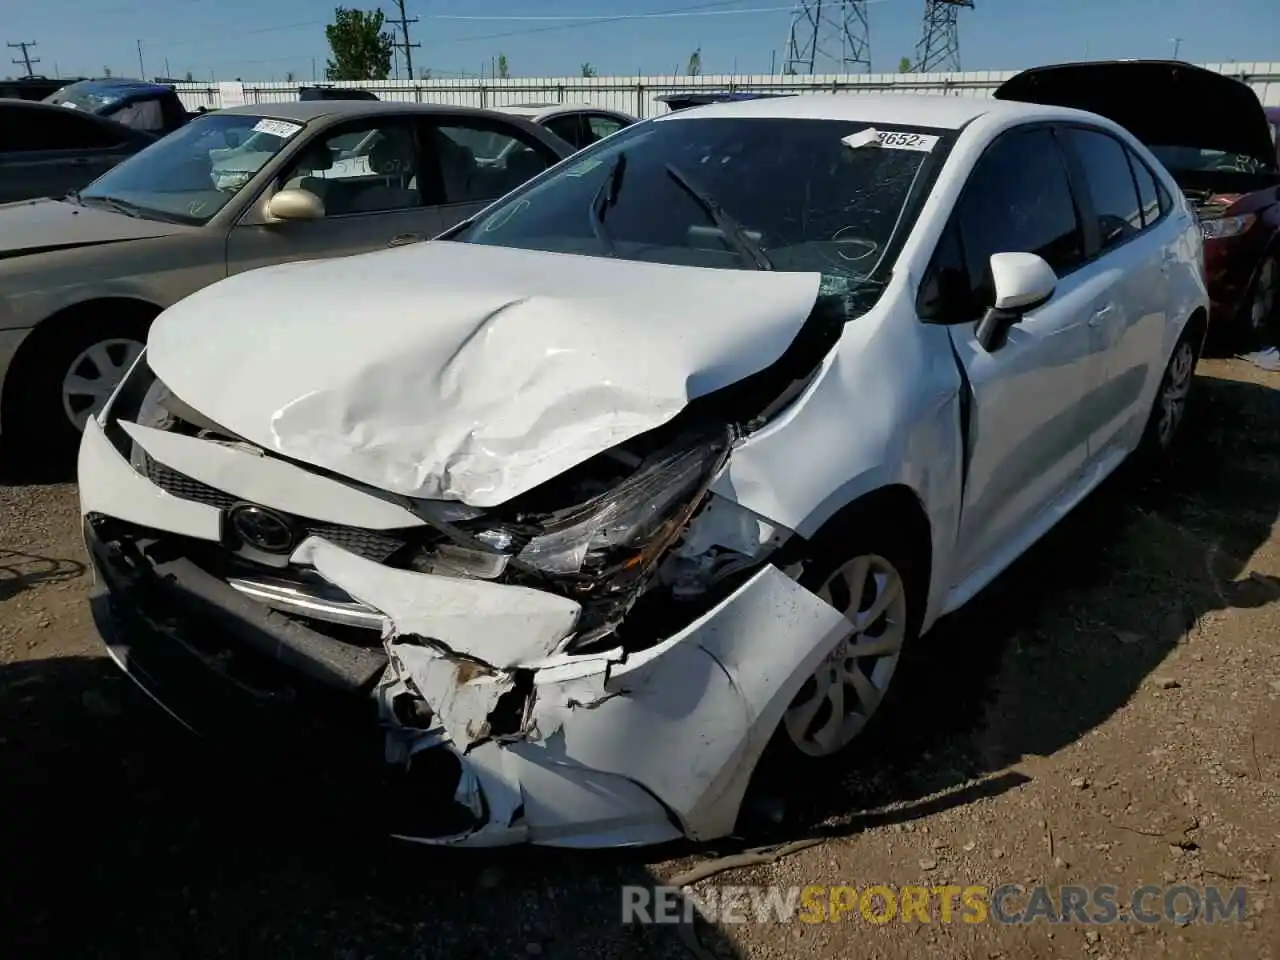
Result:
[79, 93, 1207, 848]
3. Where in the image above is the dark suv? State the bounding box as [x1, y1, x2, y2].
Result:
[298, 85, 379, 102]
[44, 78, 192, 136]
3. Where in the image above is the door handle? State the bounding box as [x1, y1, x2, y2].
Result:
[1088, 304, 1116, 327]
[388, 233, 424, 247]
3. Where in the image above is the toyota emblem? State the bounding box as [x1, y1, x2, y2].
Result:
[228, 504, 296, 554]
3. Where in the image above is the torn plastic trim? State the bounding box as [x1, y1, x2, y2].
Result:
[392, 740, 683, 849]
[377, 564, 852, 847]
[291, 536, 582, 668]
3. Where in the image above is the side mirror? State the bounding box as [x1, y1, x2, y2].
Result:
[267, 188, 324, 222]
[975, 252, 1057, 351]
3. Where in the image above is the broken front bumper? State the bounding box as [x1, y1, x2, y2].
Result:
[79, 417, 851, 849]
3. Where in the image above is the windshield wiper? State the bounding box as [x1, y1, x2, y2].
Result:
[588, 152, 626, 257]
[77, 195, 146, 219]
[664, 163, 773, 271]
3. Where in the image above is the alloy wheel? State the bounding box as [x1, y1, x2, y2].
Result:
[60, 337, 145, 432]
[783, 553, 909, 758]
[1156, 340, 1196, 449]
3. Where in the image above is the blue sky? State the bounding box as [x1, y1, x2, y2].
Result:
[8, 0, 1279, 82]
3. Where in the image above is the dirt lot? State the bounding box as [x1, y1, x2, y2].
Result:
[1, 358, 1277, 960]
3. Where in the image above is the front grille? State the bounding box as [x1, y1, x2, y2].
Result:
[140, 451, 410, 563]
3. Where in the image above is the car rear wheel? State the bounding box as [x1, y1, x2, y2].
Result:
[3, 306, 151, 465]
[1137, 325, 1199, 460]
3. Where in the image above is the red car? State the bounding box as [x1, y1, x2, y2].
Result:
[995, 61, 1280, 345]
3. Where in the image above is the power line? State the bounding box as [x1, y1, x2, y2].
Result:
[388, 0, 420, 79]
[8, 40, 40, 76]
[434, 6, 800, 21]
[152, 0, 780, 67]
[449, 0, 772, 43]
[161, 19, 328, 49]
[148, 0, 756, 50]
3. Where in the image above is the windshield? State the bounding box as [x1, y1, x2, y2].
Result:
[79, 113, 304, 225]
[453, 116, 945, 296]
[1149, 144, 1270, 175]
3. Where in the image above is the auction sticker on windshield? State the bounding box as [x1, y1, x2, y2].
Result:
[252, 118, 304, 139]
[842, 128, 939, 152]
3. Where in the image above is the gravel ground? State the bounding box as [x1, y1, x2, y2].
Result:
[1, 357, 1277, 959]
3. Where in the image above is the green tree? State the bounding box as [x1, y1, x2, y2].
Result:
[419, 67, 433, 80]
[497, 53, 509, 78]
[686, 47, 702, 76]
[897, 56, 913, 72]
[184, 69, 194, 82]
[324, 7, 393, 81]
[581, 62, 598, 78]
[103, 65, 112, 77]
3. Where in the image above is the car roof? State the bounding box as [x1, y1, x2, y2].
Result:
[212, 100, 510, 122]
[493, 103, 630, 120]
[656, 91, 1061, 129]
[53, 78, 173, 97]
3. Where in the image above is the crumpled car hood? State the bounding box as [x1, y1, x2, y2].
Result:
[0, 197, 190, 258]
[146, 241, 822, 507]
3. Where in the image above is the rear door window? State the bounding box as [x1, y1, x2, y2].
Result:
[1125, 148, 1163, 228]
[542, 114, 587, 150]
[1061, 127, 1144, 250]
[106, 98, 166, 133]
[429, 120, 559, 204]
[586, 114, 628, 143]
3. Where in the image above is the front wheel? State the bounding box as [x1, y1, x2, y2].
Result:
[3, 309, 150, 465]
[770, 513, 925, 768]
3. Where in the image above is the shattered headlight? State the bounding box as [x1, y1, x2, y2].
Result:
[470, 432, 730, 579]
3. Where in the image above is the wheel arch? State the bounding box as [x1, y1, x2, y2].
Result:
[1, 296, 160, 430]
[784, 482, 934, 610]
[1183, 303, 1209, 357]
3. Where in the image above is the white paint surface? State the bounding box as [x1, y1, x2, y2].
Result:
[146, 240, 822, 506]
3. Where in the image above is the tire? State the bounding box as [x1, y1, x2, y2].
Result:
[761, 509, 926, 772]
[1136, 323, 1200, 461]
[3, 306, 151, 465]
[1243, 253, 1277, 339]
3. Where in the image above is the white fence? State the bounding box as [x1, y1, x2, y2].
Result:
[175, 63, 1280, 117]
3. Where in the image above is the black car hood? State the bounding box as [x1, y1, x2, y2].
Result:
[994, 60, 1278, 170]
